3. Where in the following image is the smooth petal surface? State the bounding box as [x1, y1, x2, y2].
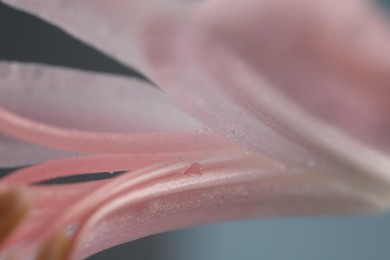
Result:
[2, 153, 199, 185]
[0, 152, 204, 253]
[0, 135, 77, 168]
[1, 1, 390, 259]
[4, 151, 389, 259]
[137, 0, 390, 188]
[0, 62, 203, 133]
[3, 1, 389, 164]
[0, 0, 318, 164]
[0, 62, 233, 154]
[198, 0, 390, 149]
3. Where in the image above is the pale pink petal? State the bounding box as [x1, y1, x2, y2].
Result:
[1, 1, 390, 258]
[195, 0, 390, 149]
[3, 1, 389, 160]
[3, 153, 199, 185]
[0, 62, 202, 133]
[6, 151, 389, 259]
[0, 62, 234, 154]
[0, 107, 232, 154]
[0, 135, 77, 167]
[0, 0, 330, 165]
[136, 0, 390, 185]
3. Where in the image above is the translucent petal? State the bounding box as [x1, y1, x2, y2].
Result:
[138, 0, 390, 186]
[0, 62, 233, 154]
[0, 62, 202, 133]
[0, 135, 77, 168]
[6, 151, 388, 259]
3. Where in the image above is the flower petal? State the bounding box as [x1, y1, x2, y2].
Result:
[0, 62, 202, 133]
[3, 150, 390, 259]
[0, 62, 233, 154]
[198, 0, 390, 149]
[7, 150, 388, 259]
[2, 153, 198, 185]
[0, 135, 76, 168]
[137, 0, 390, 186]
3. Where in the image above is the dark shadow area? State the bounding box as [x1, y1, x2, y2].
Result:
[33, 171, 127, 185]
[377, 0, 390, 10]
[0, 166, 24, 178]
[0, 2, 146, 79]
[88, 235, 165, 260]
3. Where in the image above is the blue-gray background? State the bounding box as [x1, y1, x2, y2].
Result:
[1, 2, 390, 259]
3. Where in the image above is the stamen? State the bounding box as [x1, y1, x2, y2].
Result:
[36, 230, 71, 260]
[0, 188, 31, 246]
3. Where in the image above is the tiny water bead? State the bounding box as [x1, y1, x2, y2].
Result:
[65, 224, 76, 237]
[182, 162, 203, 176]
[195, 127, 210, 133]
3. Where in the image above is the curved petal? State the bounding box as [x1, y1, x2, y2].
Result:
[197, 0, 390, 149]
[0, 62, 202, 133]
[0, 62, 234, 154]
[2, 153, 199, 185]
[0, 135, 77, 168]
[0, 152, 197, 250]
[137, 0, 390, 186]
[5, 151, 389, 259]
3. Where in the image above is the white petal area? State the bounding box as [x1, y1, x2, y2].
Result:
[0, 135, 77, 168]
[0, 62, 234, 155]
[149, 46, 390, 200]
[135, 0, 390, 188]
[0, 62, 202, 134]
[198, 0, 390, 150]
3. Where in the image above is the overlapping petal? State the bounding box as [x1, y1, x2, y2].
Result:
[3, 151, 389, 259]
[0, 135, 76, 167]
[0, 62, 233, 155]
[0, 0, 390, 260]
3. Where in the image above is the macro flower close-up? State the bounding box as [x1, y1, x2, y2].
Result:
[0, 0, 390, 259]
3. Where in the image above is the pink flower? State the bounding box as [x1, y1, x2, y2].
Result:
[0, 0, 389, 259]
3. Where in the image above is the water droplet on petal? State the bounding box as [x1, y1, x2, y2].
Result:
[183, 163, 203, 176]
[65, 224, 76, 236]
[196, 127, 210, 133]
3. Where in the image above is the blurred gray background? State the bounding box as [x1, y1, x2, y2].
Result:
[1, 1, 390, 259]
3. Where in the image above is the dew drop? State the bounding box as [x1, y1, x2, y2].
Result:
[196, 127, 210, 133]
[183, 162, 203, 176]
[65, 224, 76, 236]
